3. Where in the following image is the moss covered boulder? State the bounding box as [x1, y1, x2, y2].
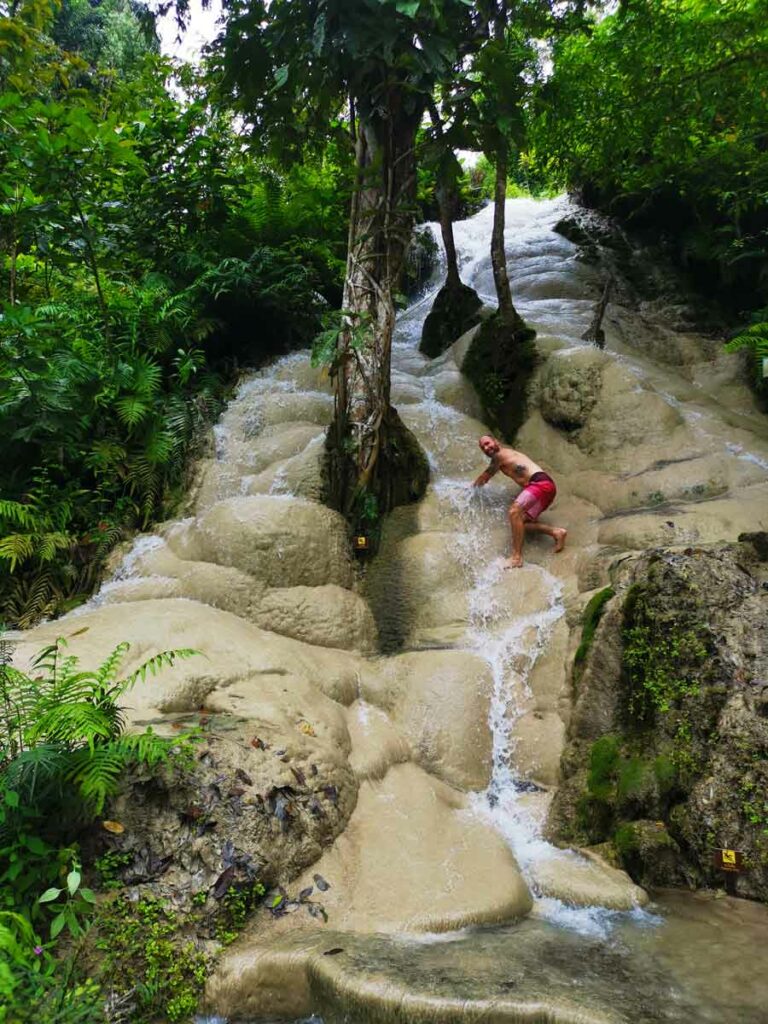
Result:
[419, 280, 483, 359]
[549, 536, 768, 900]
[460, 312, 537, 441]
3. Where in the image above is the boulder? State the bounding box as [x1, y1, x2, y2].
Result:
[273, 762, 532, 934]
[538, 348, 605, 430]
[361, 650, 494, 791]
[173, 496, 354, 590]
[255, 585, 377, 654]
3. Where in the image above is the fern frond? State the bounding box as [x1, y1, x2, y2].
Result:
[114, 729, 172, 769]
[725, 321, 768, 384]
[29, 705, 114, 750]
[0, 500, 41, 530]
[95, 642, 131, 689]
[65, 746, 126, 814]
[121, 648, 198, 692]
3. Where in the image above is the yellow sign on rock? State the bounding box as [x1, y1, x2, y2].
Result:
[714, 848, 744, 872]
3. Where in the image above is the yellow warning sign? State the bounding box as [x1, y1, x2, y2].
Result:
[714, 848, 744, 872]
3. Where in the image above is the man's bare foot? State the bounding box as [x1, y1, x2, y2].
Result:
[553, 528, 567, 553]
[504, 555, 524, 569]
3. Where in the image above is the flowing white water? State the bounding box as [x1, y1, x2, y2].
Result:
[386, 194, 768, 937]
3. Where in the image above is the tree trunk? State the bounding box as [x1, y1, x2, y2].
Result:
[328, 89, 429, 534]
[490, 142, 525, 330]
[427, 99, 460, 289]
[438, 183, 460, 289]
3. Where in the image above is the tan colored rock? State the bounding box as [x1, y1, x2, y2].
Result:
[283, 762, 532, 933]
[243, 435, 327, 502]
[597, 486, 768, 550]
[172, 496, 354, 589]
[190, 458, 244, 513]
[428, 367, 485, 419]
[361, 650, 493, 791]
[537, 347, 606, 430]
[346, 702, 411, 782]
[365, 531, 470, 650]
[230, 422, 323, 475]
[528, 849, 648, 911]
[12, 599, 363, 713]
[104, 541, 269, 622]
[450, 321, 483, 370]
[398, 405, 489, 476]
[512, 711, 565, 787]
[255, 585, 377, 654]
[246, 391, 333, 429]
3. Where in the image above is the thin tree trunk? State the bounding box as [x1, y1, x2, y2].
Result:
[427, 98, 460, 288]
[489, 0, 525, 332]
[490, 142, 517, 324]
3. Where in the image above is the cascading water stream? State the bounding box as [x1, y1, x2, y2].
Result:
[390, 218, 642, 936]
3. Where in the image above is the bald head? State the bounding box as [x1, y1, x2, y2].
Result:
[479, 435, 500, 457]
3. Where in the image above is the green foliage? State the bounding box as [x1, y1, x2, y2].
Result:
[0, 636, 196, 818]
[0, 15, 352, 627]
[574, 585, 615, 669]
[0, 632, 198, 1022]
[37, 861, 96, 941]
[94, 895, 210, 1023]
[586, 735, 621, 802]
[725, 316, 768, 402]
[93, 849, 132, 890]
[622, 583, 709, 720]
[532, 0, 768, 308]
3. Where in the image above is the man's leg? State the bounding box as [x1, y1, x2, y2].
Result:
[505, 503, 527, 568]
[525, 520, 568, 552]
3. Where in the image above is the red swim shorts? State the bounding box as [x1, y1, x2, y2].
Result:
[514, 472, 556, 521]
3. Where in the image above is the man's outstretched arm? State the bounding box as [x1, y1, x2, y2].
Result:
[473, 459, 500, 487]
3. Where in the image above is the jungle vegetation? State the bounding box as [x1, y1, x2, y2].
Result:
[1, 1, 767, 1013]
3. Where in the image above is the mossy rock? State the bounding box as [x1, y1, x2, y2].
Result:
[419, 280, 483, 359]
[401, 225, 440, 298]
[325, 406, 430, 550]
[574, 586, 615, 673]
[612, 819, 690, 888]
[462, 312, 537, 441]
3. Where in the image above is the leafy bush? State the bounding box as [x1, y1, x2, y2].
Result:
[0, 632, 198, 1023]
[532, 0, 768, 310]
[0, 22, 352, 627]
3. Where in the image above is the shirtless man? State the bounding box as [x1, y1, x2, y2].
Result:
[472, 435, 567, 568]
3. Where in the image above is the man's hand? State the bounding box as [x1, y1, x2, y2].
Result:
[472, 471, 489, 488]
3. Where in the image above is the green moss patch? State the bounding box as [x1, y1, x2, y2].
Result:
[574, 586, 615, 670]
